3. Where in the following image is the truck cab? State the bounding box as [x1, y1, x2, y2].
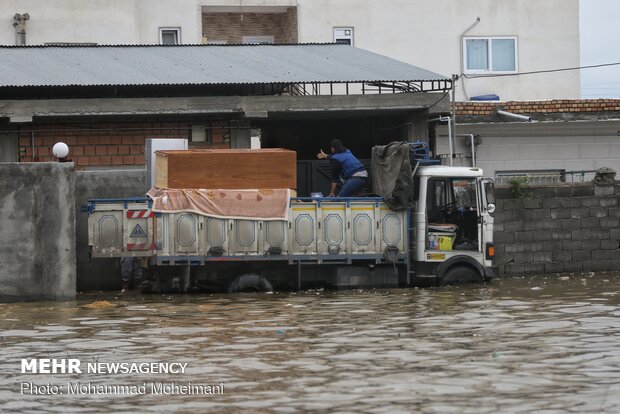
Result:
[412, 166, 496, 285]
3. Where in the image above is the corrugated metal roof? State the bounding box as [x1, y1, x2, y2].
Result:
[0, 44, 447, 87]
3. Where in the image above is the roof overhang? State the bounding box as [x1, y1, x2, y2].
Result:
[0, 44, 451, 98]
[0, 93, 451, 123]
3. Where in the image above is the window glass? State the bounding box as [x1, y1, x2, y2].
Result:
[452, 179, 477, 209]
[484, 181, 496, 204]
[466, 39, 488, 70]
[161, 30, 179, 45]
[492, 39, 516, 71]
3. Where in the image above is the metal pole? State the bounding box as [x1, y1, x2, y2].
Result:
[447, 117, 453, 166]
[469, 134, 475, 167]
[451, 74, 457, 156]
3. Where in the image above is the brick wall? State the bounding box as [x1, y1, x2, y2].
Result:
[457, 99, 620, 116]
[494, 182, 620, 275]
[202, 8, 298, 44]
[18, 120, 231, 168]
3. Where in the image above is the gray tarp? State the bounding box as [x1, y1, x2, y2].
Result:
[371, 141, 414, 211]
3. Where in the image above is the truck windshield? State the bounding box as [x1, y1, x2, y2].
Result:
[452, 178, 477, 209]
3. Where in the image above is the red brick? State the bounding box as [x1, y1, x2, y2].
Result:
[133, 136, 145, 144]
[99, 136, 111, 144]
[130, 145, 141, 155]
[121, 136, 133, 145]
[19, 136, 30, 146]
[110, 136, 122, 145]
[36, 147, 49, 156]
[88, 136, 99, 145]
[95, 146, 107, 155]
[72, 146, 84, 156]
[84, 146, 96, 155]
[118, 146, 130, 155]
[111, 156, 123, 165]
[107, 146, 119, 155]
[123, 155, 135, 165]
[99, 156, 111, 165]
[64, 136, 77, 145]
[134, 154, 145, 165]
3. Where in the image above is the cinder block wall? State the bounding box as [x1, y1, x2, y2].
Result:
[0, 163, 76, 301]
[494, 182, 620, 275]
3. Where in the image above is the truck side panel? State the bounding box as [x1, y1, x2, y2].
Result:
[88, 199, 407, 263]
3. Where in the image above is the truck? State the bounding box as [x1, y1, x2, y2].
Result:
[85, 165, 496, 293]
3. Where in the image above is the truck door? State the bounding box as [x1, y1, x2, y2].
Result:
[478, 178, 496, 265]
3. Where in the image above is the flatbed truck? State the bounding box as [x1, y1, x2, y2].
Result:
[86, 166, 496, 292]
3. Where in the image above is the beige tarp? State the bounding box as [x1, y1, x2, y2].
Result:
[147, 188, 290, 221]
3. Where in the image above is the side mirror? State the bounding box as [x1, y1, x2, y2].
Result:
[487, 203, 496, 214]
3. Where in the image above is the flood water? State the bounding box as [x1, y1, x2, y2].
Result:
[1, 273, 620, 413]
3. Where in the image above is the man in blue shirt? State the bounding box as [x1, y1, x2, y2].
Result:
[317, 139, 368, 197]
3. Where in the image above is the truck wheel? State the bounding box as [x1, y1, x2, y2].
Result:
[439, 265, 484, 286]
[227, 273, 274, 294]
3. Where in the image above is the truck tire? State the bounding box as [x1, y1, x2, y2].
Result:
[227, 273, 274, 294]
[438, 265, 484, 286]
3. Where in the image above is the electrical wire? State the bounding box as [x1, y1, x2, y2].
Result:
[427, 90, 451, 109]
[462, 61, 620, 79]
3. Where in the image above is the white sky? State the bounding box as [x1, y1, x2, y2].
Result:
[580, 0, 620, 98]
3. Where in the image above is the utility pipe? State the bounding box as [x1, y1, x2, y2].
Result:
[429, 116, 453, 166]
[455, 134, 477, 167]
[497, 110, 532, 122]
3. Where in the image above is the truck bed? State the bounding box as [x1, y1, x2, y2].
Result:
[86, 197, 408, 266]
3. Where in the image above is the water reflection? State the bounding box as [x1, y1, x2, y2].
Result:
[1, 273, 619, 413]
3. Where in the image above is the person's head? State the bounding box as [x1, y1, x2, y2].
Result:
[330, 139, 346, 154]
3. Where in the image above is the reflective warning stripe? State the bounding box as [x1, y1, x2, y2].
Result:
[127, 210, 155, 219]
[127, 243, 157, 251]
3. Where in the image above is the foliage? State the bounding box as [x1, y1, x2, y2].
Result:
[508, 177, 529, 200]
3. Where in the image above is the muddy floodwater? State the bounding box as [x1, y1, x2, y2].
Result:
[2, 273, 620, 413]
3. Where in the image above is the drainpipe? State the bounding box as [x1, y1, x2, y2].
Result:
[459, 17, 480, 101]
[456, 134, 477, 167]
[497, 110, 533, 122]
[13, 13, 30, 45]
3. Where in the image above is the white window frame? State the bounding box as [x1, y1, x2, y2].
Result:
[463, 36, 518, 74]
[333, 27, 354, 45]
[159, 27, 181, 45]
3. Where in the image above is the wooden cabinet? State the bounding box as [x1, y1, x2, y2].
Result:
[155, 149, 296, 189]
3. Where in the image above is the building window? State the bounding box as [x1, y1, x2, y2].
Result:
[242, 36, 275, 44]
[333, 27, 354, 45]
[159, 27, 181, 45]
[463, 37, 517, 73]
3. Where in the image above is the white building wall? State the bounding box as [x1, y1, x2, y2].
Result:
[0, 0, 580, 101]
[436, 121, 620, 180]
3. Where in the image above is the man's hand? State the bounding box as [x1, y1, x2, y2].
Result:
[317, 149, 328, 159]
[328, 182, 338, 198]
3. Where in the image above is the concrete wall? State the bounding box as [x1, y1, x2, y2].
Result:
[0, 162, 76, 301]
[75, 169, 146, 291]
[494, 181, 620, 275]
[0, 0, 580, 101]
[436, 120, 620, 180]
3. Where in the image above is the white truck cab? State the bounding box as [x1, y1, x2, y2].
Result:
[412, 166, 496, 285]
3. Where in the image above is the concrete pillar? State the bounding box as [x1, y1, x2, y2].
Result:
[0, 163, 76, 301]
